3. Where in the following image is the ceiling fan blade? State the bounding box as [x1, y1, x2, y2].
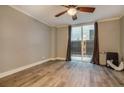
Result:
[55, 10, 67, 17]
[61, 5, 77, 8]
[72, 15, 77, 20]
[77, 7, 95, 13]
[61, 5, 70, 8]
[69, 5, 77, 7]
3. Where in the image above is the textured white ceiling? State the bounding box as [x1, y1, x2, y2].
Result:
[11, 5, 124, 26]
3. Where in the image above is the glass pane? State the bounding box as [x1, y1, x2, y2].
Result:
[71, 27, 81, 41]
[82, 24, 94, 57]
[82, 25, 94, 40]
[71, 26, 82, 55]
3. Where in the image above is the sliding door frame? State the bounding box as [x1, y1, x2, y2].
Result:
[71, 23, 95, 61]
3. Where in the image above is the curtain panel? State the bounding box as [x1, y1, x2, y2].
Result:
[91, 22, 99, 65]
[66, 25, 72, 61]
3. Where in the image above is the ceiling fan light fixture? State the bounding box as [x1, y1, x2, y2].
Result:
[67, 8, 77, 16]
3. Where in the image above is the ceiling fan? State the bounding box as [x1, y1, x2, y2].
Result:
[55, 5, 95, 21]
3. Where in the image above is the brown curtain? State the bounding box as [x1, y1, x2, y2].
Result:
[91, 22, 99, 65]
[66, 25, 71, 61]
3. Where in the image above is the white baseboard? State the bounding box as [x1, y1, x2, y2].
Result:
[49, 57, 66, 61]
[0, 57, 66, 78]
[0, 58, 51, 78]
[49, 58, 56, 61]
[55, 57, 66, 60]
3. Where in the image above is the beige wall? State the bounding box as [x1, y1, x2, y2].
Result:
[50, 27, 57, 58]
[120, 16, 124, 59]
[0, 6, 51, 73]
[98, 20, 121, 65]
[56, 27, 68, 58]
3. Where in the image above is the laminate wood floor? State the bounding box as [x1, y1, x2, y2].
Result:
[0, 60, 124, 87]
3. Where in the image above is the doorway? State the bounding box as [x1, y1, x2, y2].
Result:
[71, 24, 94, 62]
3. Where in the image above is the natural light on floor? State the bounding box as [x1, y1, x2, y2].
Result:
[71, 55, 92, 62]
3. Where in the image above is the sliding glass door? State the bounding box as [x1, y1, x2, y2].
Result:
[71, 26, 82, 61]
[82, 25, 94, 62]
[71, 24, 94, 62]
